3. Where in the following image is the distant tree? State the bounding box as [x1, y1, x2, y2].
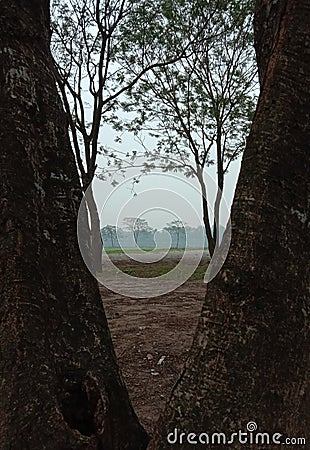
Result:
[164, 220, 186, 249]
[123, 217, 152, 246]
[101, 224, 119, 248]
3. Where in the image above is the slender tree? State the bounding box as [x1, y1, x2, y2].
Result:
[0, 1, 148, 448]
[107, 0, 257, 255]
[150, 0, 310, 447]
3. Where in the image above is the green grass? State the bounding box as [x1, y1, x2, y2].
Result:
[117, 262, 208, 281]
[104, 247, 156, 254]
[103, 247, 207, 254]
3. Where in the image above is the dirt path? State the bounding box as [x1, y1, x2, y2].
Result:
[100, 278, 206, 434]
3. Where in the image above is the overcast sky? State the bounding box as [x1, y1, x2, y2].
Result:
[92, 127, 242, 230]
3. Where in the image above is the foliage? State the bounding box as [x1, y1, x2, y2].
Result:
[50, 0, 206, 186]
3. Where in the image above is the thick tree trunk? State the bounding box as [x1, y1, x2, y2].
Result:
[0, 2, 148, 449]
[150, 0, 309, 448]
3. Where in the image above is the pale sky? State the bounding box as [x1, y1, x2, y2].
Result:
[93, 126, 242, 231]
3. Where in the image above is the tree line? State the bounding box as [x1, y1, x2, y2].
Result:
[101, 219, 225, 249]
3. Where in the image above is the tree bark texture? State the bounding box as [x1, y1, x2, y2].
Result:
[150, 0, 309, 448]
[0, 1, 148, 449]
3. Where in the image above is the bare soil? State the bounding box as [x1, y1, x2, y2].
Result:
[100, 251, 207, 435]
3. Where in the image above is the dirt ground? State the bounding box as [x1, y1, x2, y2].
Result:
[100, 251, 207, 435]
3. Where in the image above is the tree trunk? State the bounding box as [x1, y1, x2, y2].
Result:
[213, 127, 224, 248]
[197, 169, 215, 256]
[0, 2, 148, 449]
[134, 230, 139, 246]
[85, 184, 103, 273]
[110, 231, 115, 248]
[150, 0, 309, 448]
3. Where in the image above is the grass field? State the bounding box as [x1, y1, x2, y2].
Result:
[103, 248, 209, 280]
[104, 247, 161, 254]
[115, 261, 208, 281]
[103, 247, 205, 254]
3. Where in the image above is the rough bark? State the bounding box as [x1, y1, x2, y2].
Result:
[0, 1, 148, 449]
[253, 0, 287, 86]
[150, 0, 309, 448]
